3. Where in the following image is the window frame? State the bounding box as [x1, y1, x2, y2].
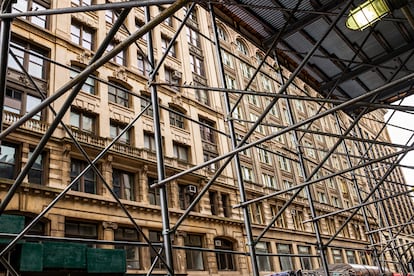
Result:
[112, 169, 134, 201]
[70, 158, 97, 194]
[70, 20, 94, 50]
[108, 81, 130, 108]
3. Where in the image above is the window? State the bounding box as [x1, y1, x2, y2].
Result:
[327, 217, 336, 235]
[270, 205, 286, 228]
[110, 121, 131, 145]
[173, 143, 189, 162]
[292, 209, 305, 231]
[256, 242, 272, 271]
[250, 114, 265, 134]
[258, 146, 272, 164]
[222, 51, 234, 68]
[114, 227, 140, 269]
[305, 141, 316, 158]
[108, 82, 130, 107]
[242, 166, 254, 182]
[161, 36, 176, 57]
[261, 74, 272, 92]
[185, 234, 204, 270]
[190, 54, 205, 77]
[28, 150, 45, 185]
[0, 143, 17, 179]
[105, 3, 118, 24]
[346, 250, 356, 264]
[240, 62, 252, 78]
[262, 173, 277, 189]
[332, 196, 340, 207]
[169, 108, 185, 129]
[70, 159, 96, 194]
[70, 109, 96, 134]
[236, 39, 248, 55]
[179, 184, 198, 211]
[317, 191, 328, 204]
[148, 177, 160, 205]
[249, 202, 264, 224]
[184, 5, 198, 23]
[144, 132, 156, 151]
[112, 169, 133, 200]
[332, 249, 343, 263]
[215, 238, 235, 271]
[72, 0, 91, 6]
[217, 26, 228, 41]
[277, 244, 293, 271]
[222, 193, 231, 218]
[13, 0, 48, 28]
[164, 68, 180, 90]
[353, 223, 362, 240]
[159, 7, 173, 26]
[137, 53, 151, 77]
[149, 230, 165, 269]
[106, 42, 126, 66]
[4, 87, 42, 120]
[199, 118, 215, 143]
[187, 27, 200, 48]
[65, 221, 97, 239]
[9, 40, 48, 80]
[195, 84, 209, 105]
[225, 74, 237, 90]
[298, 246, 312, 270]
[70, 20, 94, 50]
[209, 191, 218, 215]
[70, 66, 96, 95]
[141, 94, 153, 117]
[248, 94, 259, 107]
[278, 156, 291, 172]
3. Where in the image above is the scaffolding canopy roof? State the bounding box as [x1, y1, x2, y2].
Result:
[212, 0, 414, 112]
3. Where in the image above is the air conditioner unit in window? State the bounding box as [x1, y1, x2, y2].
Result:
[172, 70, 182, 80]
[187, 185, 197, 194]
[290, 209, 296, 215]
[214, 240, 222, 247]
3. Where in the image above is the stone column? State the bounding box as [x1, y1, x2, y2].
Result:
[102, 221, 118, 249]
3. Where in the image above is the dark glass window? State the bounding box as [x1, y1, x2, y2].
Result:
[28, 150, 45, 185]
[185, 234, 204, 270]
[173, 143, 189, 162]
[4, 87, 42, 120]
[112, 169, 133, 200]
[137, 53, 150, 77]
[149, 230, 165, 269]
[0, 143, 17, 179]
[70, 159, 96, 194]
[169, 108, 185, 129]
[148, 177, 160, 206]
[215, 238, 235, 271]
[115, 227, 140, 269]
[65, 220, 97, 239]
[108, 82, 130, 107]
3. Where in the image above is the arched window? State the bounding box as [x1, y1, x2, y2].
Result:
[218, 26, 228, 41]
[236, 39, 248, 55]
[215, 238, 235, 270]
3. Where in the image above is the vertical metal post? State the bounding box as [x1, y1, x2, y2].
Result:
[334, 113, 384, 272]
[274, 54, 330, 275]
[209, 4, 260, 276]
[355, 123, 408, 273]
[0, 0, 14, 134]
[145, 6, 174, 275]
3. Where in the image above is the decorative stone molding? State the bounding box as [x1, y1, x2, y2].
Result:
[102, 221, 118, 230]
[76, 51, 92, 65]
[113, 67, 128, 82]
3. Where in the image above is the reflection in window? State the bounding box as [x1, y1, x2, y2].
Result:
[70, 66, 96, 95]
[70, 159, 96, 194]
[70, 109, 96, 134]
[115, 227, 140, 269]
[9, 40, 48, 80]
[108, 82, 130, 107]
[112, 169, 133, 200]
[5, 88, 42, 120]
[0, 143, 17, 179]
[28, 150, 44, 185]
[13, 0, 48, 28]
[110, 121, 130, 145]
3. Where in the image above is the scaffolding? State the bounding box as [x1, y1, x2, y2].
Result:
[1, 1, 414, 275]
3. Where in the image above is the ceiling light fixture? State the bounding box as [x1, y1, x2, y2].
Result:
[346, 0, 408, 30]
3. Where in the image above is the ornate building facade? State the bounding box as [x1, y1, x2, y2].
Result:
[1, 1, 414, 275]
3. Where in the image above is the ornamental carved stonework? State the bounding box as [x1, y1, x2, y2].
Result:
[113, 68, 128, 82]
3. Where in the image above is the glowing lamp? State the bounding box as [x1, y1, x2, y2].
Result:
[346, 0, 408, 30]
